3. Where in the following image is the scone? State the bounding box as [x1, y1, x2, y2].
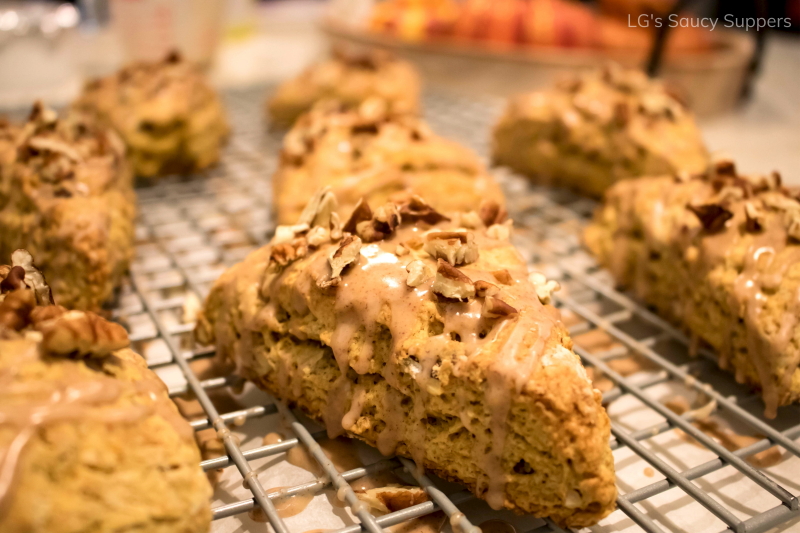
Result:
[273, 99, 505, 225]
[74, 52, 229, 179]
[0, 103, 135, 310]
[0, 252, 211, 533]
[585, 159, 800, 418]
[267, 49, 421, 127]
[492, 64, 708, 198]
[196, 191, 616, 527]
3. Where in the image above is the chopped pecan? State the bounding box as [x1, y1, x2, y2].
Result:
[270, 241, 306, 267]
[423, 231, 479, 266]
[482, 296, 518, 319]
[0, 289, 35, 331]
[297, 187, 339, 229]
[320, 235, 362, 288]
[306, 226, 330, 247]
[26, 136, 82, 163]
[486, 220, 513, 241]
[474, 280, 499, 298]
[713, 159, 736, 178]
[432, 259, 474, 300]
[787, 211, 800, 242]
[343, 198, 373, 234]
[36, 309, 129, 358]
[478, 200, 508, 227]
[0, 266, 26, 294]
[458, 211, 483, 229]
[406, 260, 433, 288]
[529, 272, 561, 305]
[491, 269, 513, 285]
[687, 204, 733, 233]
[11, 249, 53, 305]
[373, 203, 401, 233]
[398, 196, 450, 225]
[273, 223, 309, 244]
[744, 202, 765, 233]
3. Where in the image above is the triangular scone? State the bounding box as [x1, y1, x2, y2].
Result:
[586, 159, 800, 419]
[267, 49, 421, 127]
[273, 98, 505, 225]
[197, 193, 616, 527]
[0, 252, 211, 533]
[492, 64, 708, 198]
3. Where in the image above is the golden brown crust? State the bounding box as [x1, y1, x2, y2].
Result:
[73, 52, 229, 179]
[585, 160, 800, 418]
[197, 194, 616, 528]
[267, 50, 421, 127]
[492, 64, 708, 198]
[273, 99, 505, 225]
[0, 105, 135, 310]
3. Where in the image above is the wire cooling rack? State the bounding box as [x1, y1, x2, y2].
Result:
[116, 86, 800, 533]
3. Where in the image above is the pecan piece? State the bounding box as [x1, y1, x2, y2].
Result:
[0, 289, 35, 332]
[432, 259, 474, 300]
[319, 234, 362, 288]
[0, 266, 26, 294]
[744, 202, 765, 233]
[478, 200, 508, 227]
[11, 249, 53, 305]
[398, 196, 450, 225]
[687, 203, 733, 233]
[406, 260, 433, 288]
[36, 309, 129, 358]
[424, 231, 479, 266]
[787, 211, 800, 242]
[343, 198, 373, 234]
[474, 280, 499, 298]
[529, 272, 561, 305]
[482, 296, 518, 319]
[297, 187, 339, 230]
[491, 269, 513, 285]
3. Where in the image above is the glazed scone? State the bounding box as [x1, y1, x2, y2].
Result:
[0, 103, 135, 310]
[74, 52, 229, 179]
[273, 99, 505, 225]
[0, 254, 211, 533]
[585, 159, 800, 418]
[492, 64, 708, 198]
[197, 191, 616, 527]
[267, 49, 421, 127]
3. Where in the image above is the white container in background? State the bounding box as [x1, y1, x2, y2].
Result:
[109, 0, 224, 66]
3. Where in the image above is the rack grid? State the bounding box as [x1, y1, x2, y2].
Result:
[118, 86, 800, 533]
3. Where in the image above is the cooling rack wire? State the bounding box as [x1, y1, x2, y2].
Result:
[115, 86, 800, 533]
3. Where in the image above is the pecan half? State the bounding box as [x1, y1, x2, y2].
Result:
[482, 296, 518, 319]
[36, 309, 129, 358]
[432, 259, 474, 300]
[713, 158, 736, 178]
[687, 204, 733, 233]
[423, 231, 479, 266]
